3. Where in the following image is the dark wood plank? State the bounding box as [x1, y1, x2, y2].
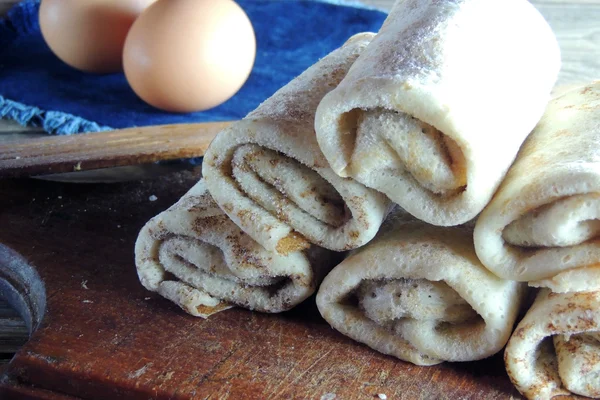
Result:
[0, 377, 80, 400]
[0, 171, 521, 399]
[0, 122, 230, 179]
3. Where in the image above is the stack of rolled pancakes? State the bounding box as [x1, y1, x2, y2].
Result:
[136, 33, 390, 317]
[312, 0, 540, 383]
[315, 0, 599, 398]
[476, 83, 600, 399]
[135, 0, 600, 398]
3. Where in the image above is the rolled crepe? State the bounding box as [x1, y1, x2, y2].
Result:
[135, 180, 338, 318]
[315, 0, 560, 226]
[202, 33, 390, 255]
[316, 211, 525, 365]
[475, 82, 600, 293]
[505, 289, 600, 399]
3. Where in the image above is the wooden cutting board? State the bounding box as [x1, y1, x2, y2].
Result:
[0, 170, 523, 400]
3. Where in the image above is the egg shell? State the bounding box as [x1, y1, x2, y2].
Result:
[123, 0, 256, 113]
[39, 0, 156, 74]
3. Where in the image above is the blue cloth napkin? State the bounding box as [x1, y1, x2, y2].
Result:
[0, 0, 386, 135]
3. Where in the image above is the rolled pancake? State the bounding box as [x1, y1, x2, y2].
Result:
[505, 289, 600, 399]
[316, 211, 525, 365]
[315, 0, 560, 226]
[202, 33, 390, 255]
[474, 82, 600, 292]
[135, 180, 338, 318]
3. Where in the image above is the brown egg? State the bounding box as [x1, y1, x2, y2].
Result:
[123, 0, 256, 113]
[39, 0, 156, 74]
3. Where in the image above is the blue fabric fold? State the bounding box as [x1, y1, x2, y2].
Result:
[0, 0, 386, 135]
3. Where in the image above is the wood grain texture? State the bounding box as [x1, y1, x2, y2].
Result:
[0, 121, 230, 178]
[0, 172, 522, 400]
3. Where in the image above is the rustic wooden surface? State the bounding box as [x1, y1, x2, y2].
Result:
[0, 0, 598, 397]
[0, 121, 230, 179]
[0, 171, 523, 400]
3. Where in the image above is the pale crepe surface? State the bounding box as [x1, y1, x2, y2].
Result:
[135, 180, 337, 318]
[475, 82, 600, 292]
[203, 33, 390, 255]
[316, 211, 525, 366]
[505, 289, 600, 399]
[315, 0, 560, 226]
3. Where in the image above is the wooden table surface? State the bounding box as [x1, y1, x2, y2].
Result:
[0, 0, 599, 390]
